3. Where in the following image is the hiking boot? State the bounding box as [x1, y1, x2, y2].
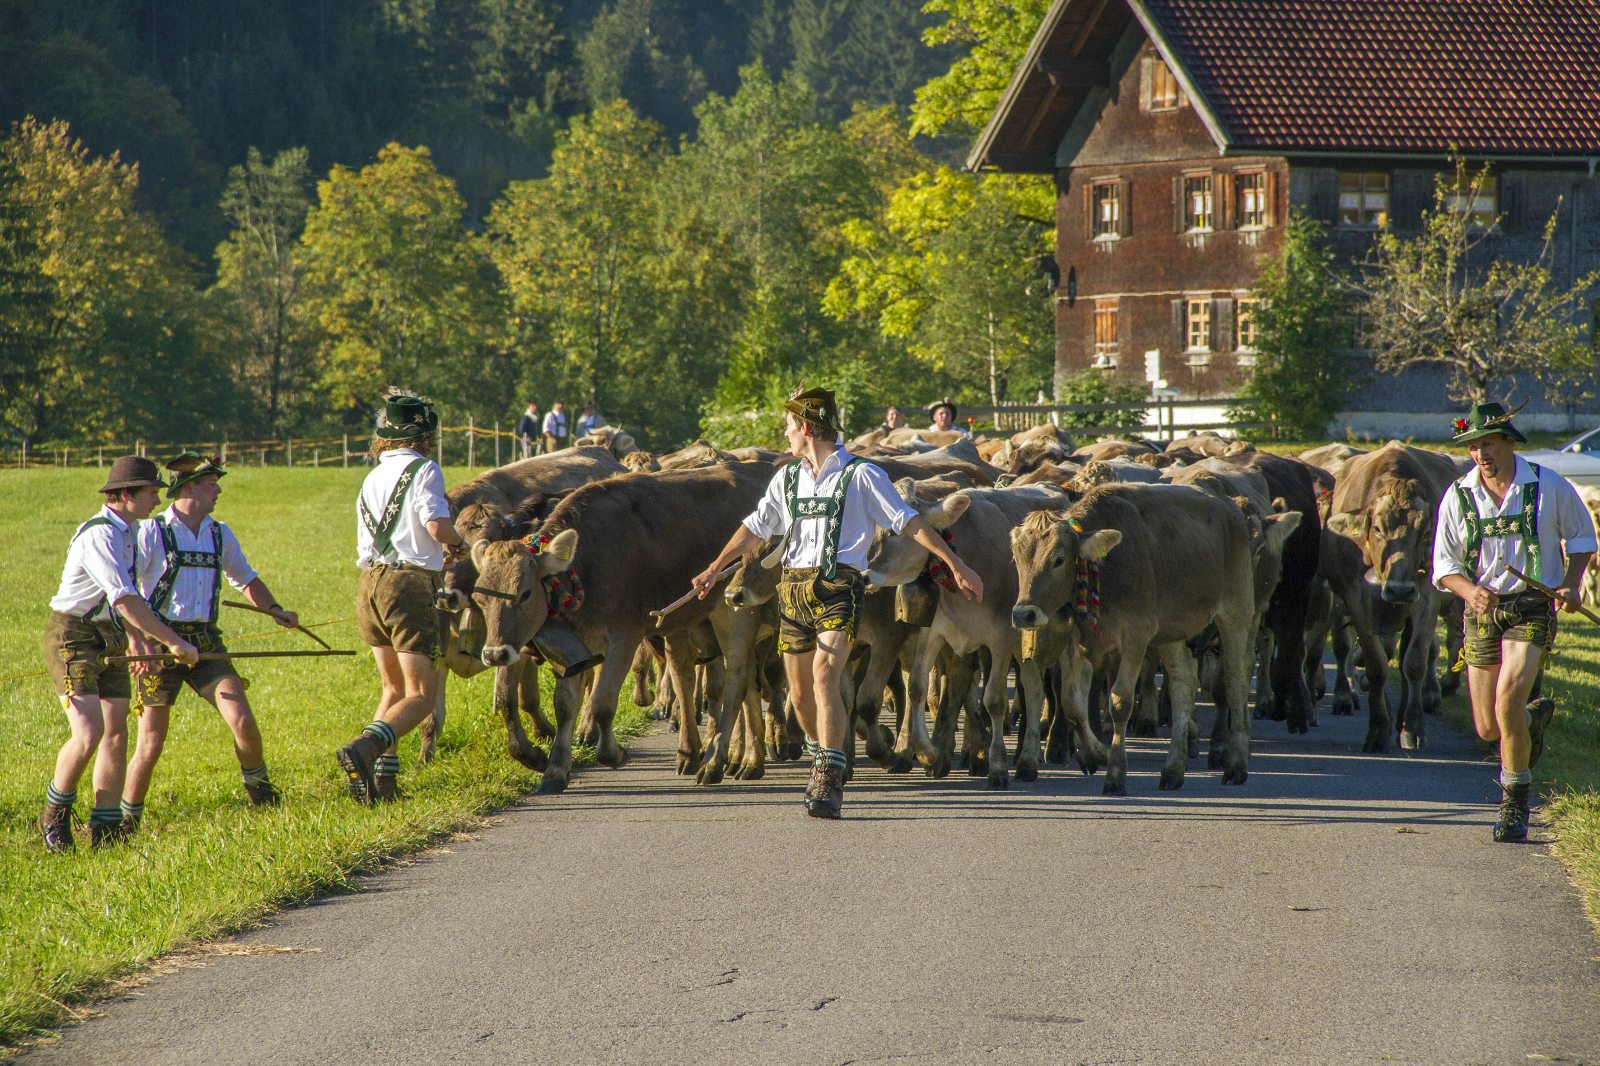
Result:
[804, 764, 844, 820]
[243, 779, 281, 807]
[373, 775, 400, 804]
[1492, 783, 1531, 843]
[39, 803, 74, 853]
[335, 735, 382, 806]
[1527, 698, 1555, 768]
[90, 819, 133, 849]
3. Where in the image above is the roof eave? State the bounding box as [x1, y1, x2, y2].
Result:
[966, 0, 1074, 172]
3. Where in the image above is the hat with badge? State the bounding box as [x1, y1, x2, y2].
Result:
[376, 390, 439, 440]
[165, 450, 227, 498]
[926, 397, 958, 421]
[1451, 399, 1527, 444]
[782, 382, 842, 436]
[98, 455, 168, 493]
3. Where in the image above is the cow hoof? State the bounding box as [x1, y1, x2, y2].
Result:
[509, 744, 548, 772]
[1331, 695, 1353, 716]
[1206, 748, 1224, 771]
[695, 762, 724, 786]
[1045, 741, 1066, 765]
[1102, 778, 1127, 797]
[1158, 768, 1184, 790]
[1400, 729, 1424, 751]
[1287, 713, 1309, 736]
[886, 754, 915, 774]
[1186, 735, 1200, 761]
[987, 770, 1009, 789]
[1423, 697, 1441, 716]
[534, 772, 568, 795]
[1221, 767, 1248, 786]
[1077, 753, 1104, 776]
[675, 752, 698, 775]
[738, 763, 764, 781]
[1362, 733, 1389, 754]
[927, 752, 951, 779]
[1014, 762, 1038, 783]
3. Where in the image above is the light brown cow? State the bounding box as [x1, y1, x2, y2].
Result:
[1581, 486, 1600, 606]
[1010, 483, 1259, 793]
[1327, 441, 1460, 750]
[574, 424, 640, 459]
[1072, 437, 1161, 463]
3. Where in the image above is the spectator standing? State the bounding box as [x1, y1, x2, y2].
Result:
[926, 398, 970, 437]
[516, 401, 542, 458]
[576, 402, 606, 439]
[877, 406, 903, 434]
[542, 400, 569, 452]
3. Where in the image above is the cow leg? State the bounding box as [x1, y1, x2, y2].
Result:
[629, 641, 657, 707]
[493, 659, 548, 771]
[1156, 641, 1198, 790]
[1128, 652, 1161, 737]
[1358, 624, 1393, 753]
[1253, 629, 1277, 721]
[980, 649, 1020, 788]
[1218, 618, 1253, 786]
[1330, 614, 1356, 715]
[661, 635, 704, 775]
[518, 661, 555, 741]
[1398, 596, 1435, 749]
[1423, 632, 1443, 715]
[1102, 649, 1147, 796]
[1064, 648, 1108, 774]
[696, 606, 758, 786]
[1440, 596, 1464, 697]
[1268, 600, 1315, 735]
[537, 673, 584, 794]
[731, 682, 766, 780]
[1042, 663, 1068, 765]
[1302, 586, 1332, 710]
[1012, 657, 1045, 783]
[939, 652, 979, 780]
[897, 633, 943, 770]
[418, 669, 446, 764]
[853, 632, 910, 771]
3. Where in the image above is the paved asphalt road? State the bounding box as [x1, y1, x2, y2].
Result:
[26, 701, 1600, 1066]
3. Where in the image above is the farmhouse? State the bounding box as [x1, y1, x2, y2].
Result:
[969, 0, 1600, 433]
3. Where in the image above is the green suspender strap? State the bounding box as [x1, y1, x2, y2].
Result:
[71, 516, 135, 630]
[359, 456, 430, 560]
[783, 457, 863, 580]
[1457, 463, 1542, 582]
[148, 520, 224, 623]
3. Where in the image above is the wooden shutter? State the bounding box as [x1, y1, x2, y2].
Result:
[1213, 297, 1234, 352]
[1119, 179, 1134, 237]
[1216, 173, 1233, 230]
[1083, 181, 1094, 239]
[1499, 172, 1525, 234]
[1308, 169, 1338, 224]
[1264, 170, 1280, 227]
[1390, 170, 1431, 233]
[1173, 175, 1185, 232]
[1171, 298, 1186, 350]
[1139, 57, 1154, 112]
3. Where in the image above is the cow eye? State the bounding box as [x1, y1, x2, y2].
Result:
[1052, 555, 1066, 568]
[519, 588, 532, 603]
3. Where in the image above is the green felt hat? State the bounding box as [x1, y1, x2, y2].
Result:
[376, 393, 439, 440]
[1451, 400, 1527, 444]
[782, 382, 842, 435]
[165, 450, 227, 497]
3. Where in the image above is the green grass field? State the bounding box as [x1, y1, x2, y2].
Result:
[0, 468, 647, 1046]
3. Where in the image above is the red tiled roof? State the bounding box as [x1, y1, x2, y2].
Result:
[1145, 0, 1600, 154]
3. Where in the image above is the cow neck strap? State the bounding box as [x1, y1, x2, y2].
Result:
[149, 518, 224, 623]
[783, 456, 862, 580]
[71, 515, 135, 630]
[1457, 463, 1541, 583]
[519, 532, 586, 618]
[360, 456, 430, 561]
[1067, 517, 1100, 627]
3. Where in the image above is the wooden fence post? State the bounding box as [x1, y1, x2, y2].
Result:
[98, 445, 104, 467]
[494, 420, 500, 467]
[468, 418, 475, 470]
[437, 429, 444, 466]
[287, 439, 293, 466]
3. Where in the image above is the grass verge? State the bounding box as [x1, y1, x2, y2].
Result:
[0, 468, 646, 1046]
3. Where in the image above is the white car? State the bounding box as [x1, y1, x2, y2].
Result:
[1520, 427, 1600, 488]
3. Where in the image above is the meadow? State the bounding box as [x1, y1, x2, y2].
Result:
[0, 467, 647, 1045]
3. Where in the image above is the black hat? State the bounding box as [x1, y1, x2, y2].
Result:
[376, 392, 439, 440]
[165, 450, 227, 498]
[926, 397, 957, 420]
[99, 455, 168, 493]
[782, 382, 842, 435]
[1451, 400, 1527, 444]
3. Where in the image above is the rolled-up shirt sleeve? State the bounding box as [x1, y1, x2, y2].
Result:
[135, 523, 164, 597]
[856, 464, 917, 535]
[220, 524, 259, 590]
[83, 526, 141, 606]
[411, 461, 452, 524]
[1431, 490, 1470, 590]
[742, 470, 791, 540]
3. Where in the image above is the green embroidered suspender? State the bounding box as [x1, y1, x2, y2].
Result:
[359, 456, 431, 560]
[1457, 463, 1542, 583]
[149, 520, 225, 623]
[70, 516, 136, 629]
[783, 457, 863, 580]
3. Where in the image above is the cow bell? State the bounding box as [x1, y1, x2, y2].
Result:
[529, 617, 604, 679]
[894, 573, 940, 628]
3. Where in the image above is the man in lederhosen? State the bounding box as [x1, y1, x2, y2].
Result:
[1433, 401, 1596, 842]
[39, 456, 200, 851]
[691, 384, 983, 819]
[334, 391, 465, 805]
[121, 451, 301, 828]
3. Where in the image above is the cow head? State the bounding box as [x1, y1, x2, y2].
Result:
[1009, 511, 1122, 630]
[725, 537, 783, 608]
[1358, 477, 1431, 604]
[864, 481, 971, 588]
[472, 529, 580, 667]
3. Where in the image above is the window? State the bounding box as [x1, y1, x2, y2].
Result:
[1093, 299, 1119, 365]
[1186, 297, 1211, 352]
[1150, 60, 1180, 110]
[1338, 172, 1389, 227]
[1234, 296, 1258, 352]
[1183, 175, 1213, 232]
[1091, 183, 1121, 239]
[1237, 172, 1268, 228]
[1445, 173, 1498, 229]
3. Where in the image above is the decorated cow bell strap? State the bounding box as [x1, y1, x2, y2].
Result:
[1067, 517, 1100, 627]
[924, 529, 960, 592]
[519, 532, 586, 618]
[1456, 463, 1541, 583]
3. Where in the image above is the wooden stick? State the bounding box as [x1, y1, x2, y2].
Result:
[106, 650, 356, 664]
[1503, 565, 1600, 626]
[221, 600, 333, 650]
[650, 564, 740, 627]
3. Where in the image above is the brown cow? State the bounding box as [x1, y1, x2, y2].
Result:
[1072, 438, 1161, 463]
[573, 424, 639, 459]
[1327, 441, 1460, 750]
[1010, 483, 1259, 793]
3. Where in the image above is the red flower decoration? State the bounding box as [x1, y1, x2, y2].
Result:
[1453, 418, 1469, 432]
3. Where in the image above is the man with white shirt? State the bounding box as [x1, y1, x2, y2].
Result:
[1433, 401, 1596, 842]
[542, 400, 569, 452]
[691, 384, 983, 818]
[39, 456, 199, 852]
[335, 392, 465, 805]
[122, 452, 299, 826]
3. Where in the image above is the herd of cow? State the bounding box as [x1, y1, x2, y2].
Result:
[407, 421, 1579, 801]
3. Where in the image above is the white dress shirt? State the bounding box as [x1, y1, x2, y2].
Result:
[1432, 456, 1598, 593]
[542, 410, 568, 437]
[136, 511, 257, 622]
[50, 507, 141, 620]
[743, 449, 917, 571]
[356, 449, 452, 568]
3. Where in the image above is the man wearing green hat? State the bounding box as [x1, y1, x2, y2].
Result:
[1433, 401, 1596, 842]
[38, 456, 200, 852]
[122, 451, 300, 827]
[691, 384, 983, 818]
[335, 391, 465, 805]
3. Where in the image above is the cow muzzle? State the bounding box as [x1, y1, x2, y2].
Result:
[481, 645, 522, 667]
[1011, 604, 1048, 629]
[1381, 580, 1418, 605]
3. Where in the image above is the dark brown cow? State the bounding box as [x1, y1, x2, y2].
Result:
[1327, 441, 1460, 750]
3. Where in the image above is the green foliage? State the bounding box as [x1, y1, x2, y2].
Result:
[1232, 211, 1352, 440]
[1056, 369, 1147, 429]
[911, 0, 1051, 138]
[1355, 160, 1600, 404]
